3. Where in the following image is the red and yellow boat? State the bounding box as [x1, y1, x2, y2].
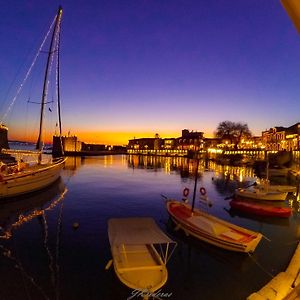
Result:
[166, 200, 262, 253]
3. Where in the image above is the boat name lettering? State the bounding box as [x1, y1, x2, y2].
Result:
[127, 289, 173, 300]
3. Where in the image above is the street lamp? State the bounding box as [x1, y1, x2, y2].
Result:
[281, 0, 300, 33]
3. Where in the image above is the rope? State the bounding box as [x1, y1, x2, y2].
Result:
[55, 201, 64, 300]
[42, 212, 56, 288]
[2, 15, 56, 122]
[0, 244, 50, 299]
[248, 252, 274, 279]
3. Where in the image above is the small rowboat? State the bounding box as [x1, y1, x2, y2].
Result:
[107, 217, 176, 295]
[229, 199, 292, 218]
[166, 200, 262, 253]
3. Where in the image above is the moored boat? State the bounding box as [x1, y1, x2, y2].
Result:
[0, 157, 66, 198]
[235, 186, 288, 201]
[0, 7, 66, 198]
[229, 199, 292, 218]
[166, 200, 262, 253]
[107, 217, 176, 295]
[255, 184, 296, 193]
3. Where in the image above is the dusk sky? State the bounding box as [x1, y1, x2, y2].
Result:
[0, 0, 300, 145]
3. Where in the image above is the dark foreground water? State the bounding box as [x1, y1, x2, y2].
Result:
[0, 154, 300, 300]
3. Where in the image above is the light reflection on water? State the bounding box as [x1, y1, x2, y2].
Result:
[0, 154, 300, 299]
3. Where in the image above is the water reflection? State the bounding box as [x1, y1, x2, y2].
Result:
[0, 178, 67, 239]
[127, 154, 256, 181]
[127, 155, 206, 179]
[1, 154, 300, 299]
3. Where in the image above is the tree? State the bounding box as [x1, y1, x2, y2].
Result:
[214, 121, 252, 149]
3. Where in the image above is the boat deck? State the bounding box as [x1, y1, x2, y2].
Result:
[113, 244, 163, 272]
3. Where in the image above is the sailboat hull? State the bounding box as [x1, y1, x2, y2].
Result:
[0, 157, 66, 198]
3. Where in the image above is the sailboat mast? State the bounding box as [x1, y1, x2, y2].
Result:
[36, 6, 63, 156]
[57, 30, 62, 136]
[191, 158, 199, 213]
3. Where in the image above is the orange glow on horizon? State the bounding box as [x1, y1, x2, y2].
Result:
[9, 129, 216, 145]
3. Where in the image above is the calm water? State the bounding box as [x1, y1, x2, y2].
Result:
[0, 154, 300, 300]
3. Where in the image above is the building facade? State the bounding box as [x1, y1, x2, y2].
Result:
[262, 123, 300, 151]
[127, 129, 204, 152]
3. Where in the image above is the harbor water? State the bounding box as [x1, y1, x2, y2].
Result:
[0, 154, 300, 300]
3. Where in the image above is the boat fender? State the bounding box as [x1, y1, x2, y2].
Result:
[183, 188, 189, 197]
[200, 187, 206, 196]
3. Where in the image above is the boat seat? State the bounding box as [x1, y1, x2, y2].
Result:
[118, 244, 149, 254]
[113, 244, 163, 270]
[170, 203, 192, 219]
[118, 265, 163, 273]
[220, 230, 246, 241]
[187, 215, 229, 236]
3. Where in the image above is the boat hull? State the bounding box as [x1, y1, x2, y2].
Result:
[166, 200, 262, 253]
[112, 244, 168, 293]
[0, 157, 66, 198]
[230, 200, 292, 218]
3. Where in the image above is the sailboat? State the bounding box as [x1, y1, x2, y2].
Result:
[235, 156, 290, 201]
[165, 159, 262, 253]
[0, 6, 66, 198]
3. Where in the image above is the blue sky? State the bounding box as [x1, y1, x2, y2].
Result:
[0, 1, 300, 144]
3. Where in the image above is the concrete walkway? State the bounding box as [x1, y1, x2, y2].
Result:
[248, 243, 300, 300]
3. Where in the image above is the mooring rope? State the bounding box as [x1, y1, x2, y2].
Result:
[248, 252, 274, 279]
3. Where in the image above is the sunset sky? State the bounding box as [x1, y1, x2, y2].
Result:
[0, 1, 300, 145]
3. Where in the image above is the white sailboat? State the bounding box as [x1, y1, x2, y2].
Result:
[235, 156, 289, 201]
[0, 6, 66, 199]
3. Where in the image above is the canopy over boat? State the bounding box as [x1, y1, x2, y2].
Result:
[108, 217, 175, 246]
[107, 217, 176, 295]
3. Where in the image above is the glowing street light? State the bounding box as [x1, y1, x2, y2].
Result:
[281, 0, 300, 33]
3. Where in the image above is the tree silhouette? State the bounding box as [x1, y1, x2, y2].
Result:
[215, 121, 251, 149]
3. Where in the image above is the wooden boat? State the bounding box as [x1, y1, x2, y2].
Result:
[166, 200, 262, 253]
[235, 186, 288, 201]
[0, 7, 66, 198]
[107, 217, 176, 294]
[229, 199, 292, 218]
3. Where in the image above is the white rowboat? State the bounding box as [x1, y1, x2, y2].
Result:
[108, 217, 176, 294]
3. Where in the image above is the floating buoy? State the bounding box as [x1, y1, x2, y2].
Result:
[72, 222, 79, 230]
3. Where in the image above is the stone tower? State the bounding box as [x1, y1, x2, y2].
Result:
[0, 124, 9, 150]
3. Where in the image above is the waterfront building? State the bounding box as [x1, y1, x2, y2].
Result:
[128, 137, 160, 151]
[0, 124, 9, 150]
[127, 129, 204, 152]
[176, 129, 204, 151]
[82, 143, 107, 151]
[262, 123, 300, 151]
[53, 135, 82, 155]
